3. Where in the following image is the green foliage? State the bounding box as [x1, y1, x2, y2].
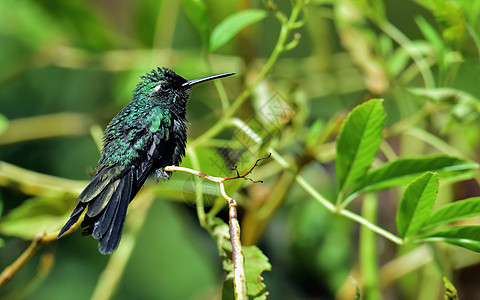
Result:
[209, 10, 267, 52]
[416, 226, 480, 252]
[335, 99, 385, 195]
[348, 156, 477, 199]
[1, 0, 480, 299]
[424, 197, 480, 230]
[0, 196, 69, 239]
[334, 100, 479, 253]
[396, 172, 438, 238]
[182, 0, 210, 46]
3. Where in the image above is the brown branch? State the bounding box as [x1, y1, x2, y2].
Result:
[164, 156, 268, 300]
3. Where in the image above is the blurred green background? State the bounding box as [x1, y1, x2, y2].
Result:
[1, 0, 480, 299]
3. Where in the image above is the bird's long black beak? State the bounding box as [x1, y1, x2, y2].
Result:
[182, 72, 235, 87]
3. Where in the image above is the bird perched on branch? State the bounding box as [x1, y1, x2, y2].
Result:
[57, 67, 234, 254]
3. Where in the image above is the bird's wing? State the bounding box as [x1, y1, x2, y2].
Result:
[58, 107, 173, 254]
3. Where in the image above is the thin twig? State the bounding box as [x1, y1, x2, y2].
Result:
[226, 153, 271, 183]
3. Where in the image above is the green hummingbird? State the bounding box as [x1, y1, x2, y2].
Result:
[57, 68, 234, 254]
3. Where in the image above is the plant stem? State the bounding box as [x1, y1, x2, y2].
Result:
[269, 148, 403, 245]
[187, 147, 207, 228]
[0, 161, 85, 196]
[0, 232, 59, 288]
[360, 194, 381, 300]
[339, 208, 403, 244]
[0, 113, 92, 146]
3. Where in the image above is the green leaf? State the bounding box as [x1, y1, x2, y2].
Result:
[336, 99, 385, 194]
[222, 246, 271, 300]
[396, 172, 438, 237]
[0, 196, 70, 239]
[415, 225, 480, 252]
[209, 9, 267, 52]
[423, 197, 480, 231]
[244, 246, 271, 299]
[182, 0, 210, 46]
[348, 156, 478, 198]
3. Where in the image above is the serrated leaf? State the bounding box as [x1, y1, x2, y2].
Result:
[210, 217, 270, 299]
[336, 99, 385, 194]
[397, 172, 438, 237]
[222, 246, 271, 300]
[209, 9, 267, 52]
[348, 156, 478, 199]
[244, 246, 271, 299]
[423, 197, 480, 231]
[182, 0, 210, 46]
[416, 225, 480, 252]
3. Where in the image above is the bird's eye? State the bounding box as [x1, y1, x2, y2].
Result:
[153, 84, 169, 93]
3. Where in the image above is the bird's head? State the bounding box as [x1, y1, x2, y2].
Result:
[133, 67, 234, 107]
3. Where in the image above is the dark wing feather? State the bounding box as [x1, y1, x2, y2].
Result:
[57, 201, 88, 237]
[91, 178, 124, 239]
[86, 179, 119, 218]
[77, 169, 112, 203]
[97, 171, 132, 254]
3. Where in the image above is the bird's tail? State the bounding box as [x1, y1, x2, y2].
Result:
[57, 170, 134, 254]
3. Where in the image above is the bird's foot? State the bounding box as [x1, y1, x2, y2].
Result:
[155, 168, 171, 181]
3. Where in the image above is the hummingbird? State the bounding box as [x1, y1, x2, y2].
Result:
[57, 67, 234, 254]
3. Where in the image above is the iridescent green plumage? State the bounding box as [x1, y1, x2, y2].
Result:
[58, 68, 234, 254]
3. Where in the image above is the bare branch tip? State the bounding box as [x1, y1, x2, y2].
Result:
[224, 153, 271, 183]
